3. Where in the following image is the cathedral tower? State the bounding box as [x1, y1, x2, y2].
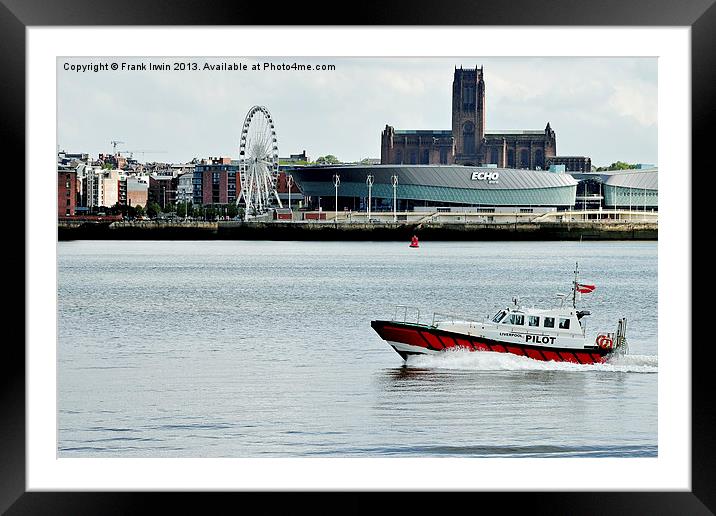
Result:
[452, 66, 485, 165]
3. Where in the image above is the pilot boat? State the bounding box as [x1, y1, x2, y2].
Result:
[371, 263, 628, 364]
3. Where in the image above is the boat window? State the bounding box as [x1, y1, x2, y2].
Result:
[528, 316, 540, 327]
[559, 318, 571, 330]
[492, 310, 507, 323]
[509, 314, 524, 325]
[544, 317, 555, 328]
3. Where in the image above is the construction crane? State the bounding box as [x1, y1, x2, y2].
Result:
[110, 140, 125, 155]
[122, 150, 168, 159]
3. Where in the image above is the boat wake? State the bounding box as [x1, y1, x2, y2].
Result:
[406, 349, 657, 373]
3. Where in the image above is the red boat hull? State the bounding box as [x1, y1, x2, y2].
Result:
[371, 320, 610, 364]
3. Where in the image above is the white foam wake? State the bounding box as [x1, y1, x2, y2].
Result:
[406, 349, 657, 373]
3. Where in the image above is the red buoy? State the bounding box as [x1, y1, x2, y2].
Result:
[409, 235, 419, 248]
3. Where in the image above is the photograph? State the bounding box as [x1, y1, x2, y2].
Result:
[56, 56, 658, 459]
[8, 13, 705, 511]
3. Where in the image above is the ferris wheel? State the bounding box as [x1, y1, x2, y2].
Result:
[238, 105, 282, 214]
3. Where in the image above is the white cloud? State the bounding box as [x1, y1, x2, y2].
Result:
[608, 81, 658, 127]
[57, 57, 657, 167]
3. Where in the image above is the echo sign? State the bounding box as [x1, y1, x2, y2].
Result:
[471, 171, 500, 184]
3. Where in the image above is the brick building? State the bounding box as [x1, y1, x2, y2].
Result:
[148, 175, 178, 209]
[126, 177, 149, 208]
[192, 157, 239, 206]
[58, 170, 77, 217]
[275, 170, 303, 206]
[382, 66, 572, 170]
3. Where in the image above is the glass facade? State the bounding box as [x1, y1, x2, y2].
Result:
[604, 185, 658, 209]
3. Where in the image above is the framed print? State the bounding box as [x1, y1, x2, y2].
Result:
[5, 0, 709, 513]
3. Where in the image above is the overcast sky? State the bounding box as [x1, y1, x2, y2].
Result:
[57, 57, 657, 167]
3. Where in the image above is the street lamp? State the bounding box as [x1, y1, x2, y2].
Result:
[391, 174, 398, 222]
[178, 190, 184, 220]
[333, 174, 340, 223]
[579, 182, 587, 222]
[366, 174, 374, 222]
[180, 188, 192, 221]
[287, 174, 294, 211]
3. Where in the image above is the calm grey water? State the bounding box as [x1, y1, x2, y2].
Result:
[58, 240, 657, 457]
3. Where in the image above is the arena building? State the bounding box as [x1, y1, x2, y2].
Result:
[288, 164, 579, 212]
[570, 167, 658, 211]
[603, 168, 658, 210]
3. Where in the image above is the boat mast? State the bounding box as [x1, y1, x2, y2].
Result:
[572, 262, 579, 309]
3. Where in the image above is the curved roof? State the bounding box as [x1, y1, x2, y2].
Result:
[604, 169, 658, 190]
[290, 165, 577, 191]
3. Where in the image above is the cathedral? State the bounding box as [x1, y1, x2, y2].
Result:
[380, 66, 588, 171]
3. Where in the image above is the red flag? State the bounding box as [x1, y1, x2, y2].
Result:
[576, 283, 596, 294]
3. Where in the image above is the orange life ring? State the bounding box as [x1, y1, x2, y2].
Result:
[596, 335, 613, 350]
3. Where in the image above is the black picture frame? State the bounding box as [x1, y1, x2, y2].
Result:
[4, 0, 707, 513]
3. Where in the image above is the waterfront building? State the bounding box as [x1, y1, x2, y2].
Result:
[602, 168, 658, 210]
[569, 167, 658, 212]
[118, 173, 128, 207]
[192, 157, 239, 206]
[148, 175, 178, 209]
[98, 169, 121, 208]
[58, 169, 77, 217]
[73, 163, 91, 208]
[176, 171, 194, 207]
[76, 166, 122, 209]
[126, 176, 149, 208]
[275, 171, 304, 207]
[58, 152, 90, 212]
[289, 164, 578, 212]
[380, 66, 587, 170]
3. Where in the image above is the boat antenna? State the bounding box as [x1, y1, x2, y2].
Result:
[572, 261, 579, 309]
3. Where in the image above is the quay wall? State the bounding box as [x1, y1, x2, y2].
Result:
[58, 220, 658, 241]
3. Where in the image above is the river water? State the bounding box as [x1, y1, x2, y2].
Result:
[58, 240, 657, 457]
